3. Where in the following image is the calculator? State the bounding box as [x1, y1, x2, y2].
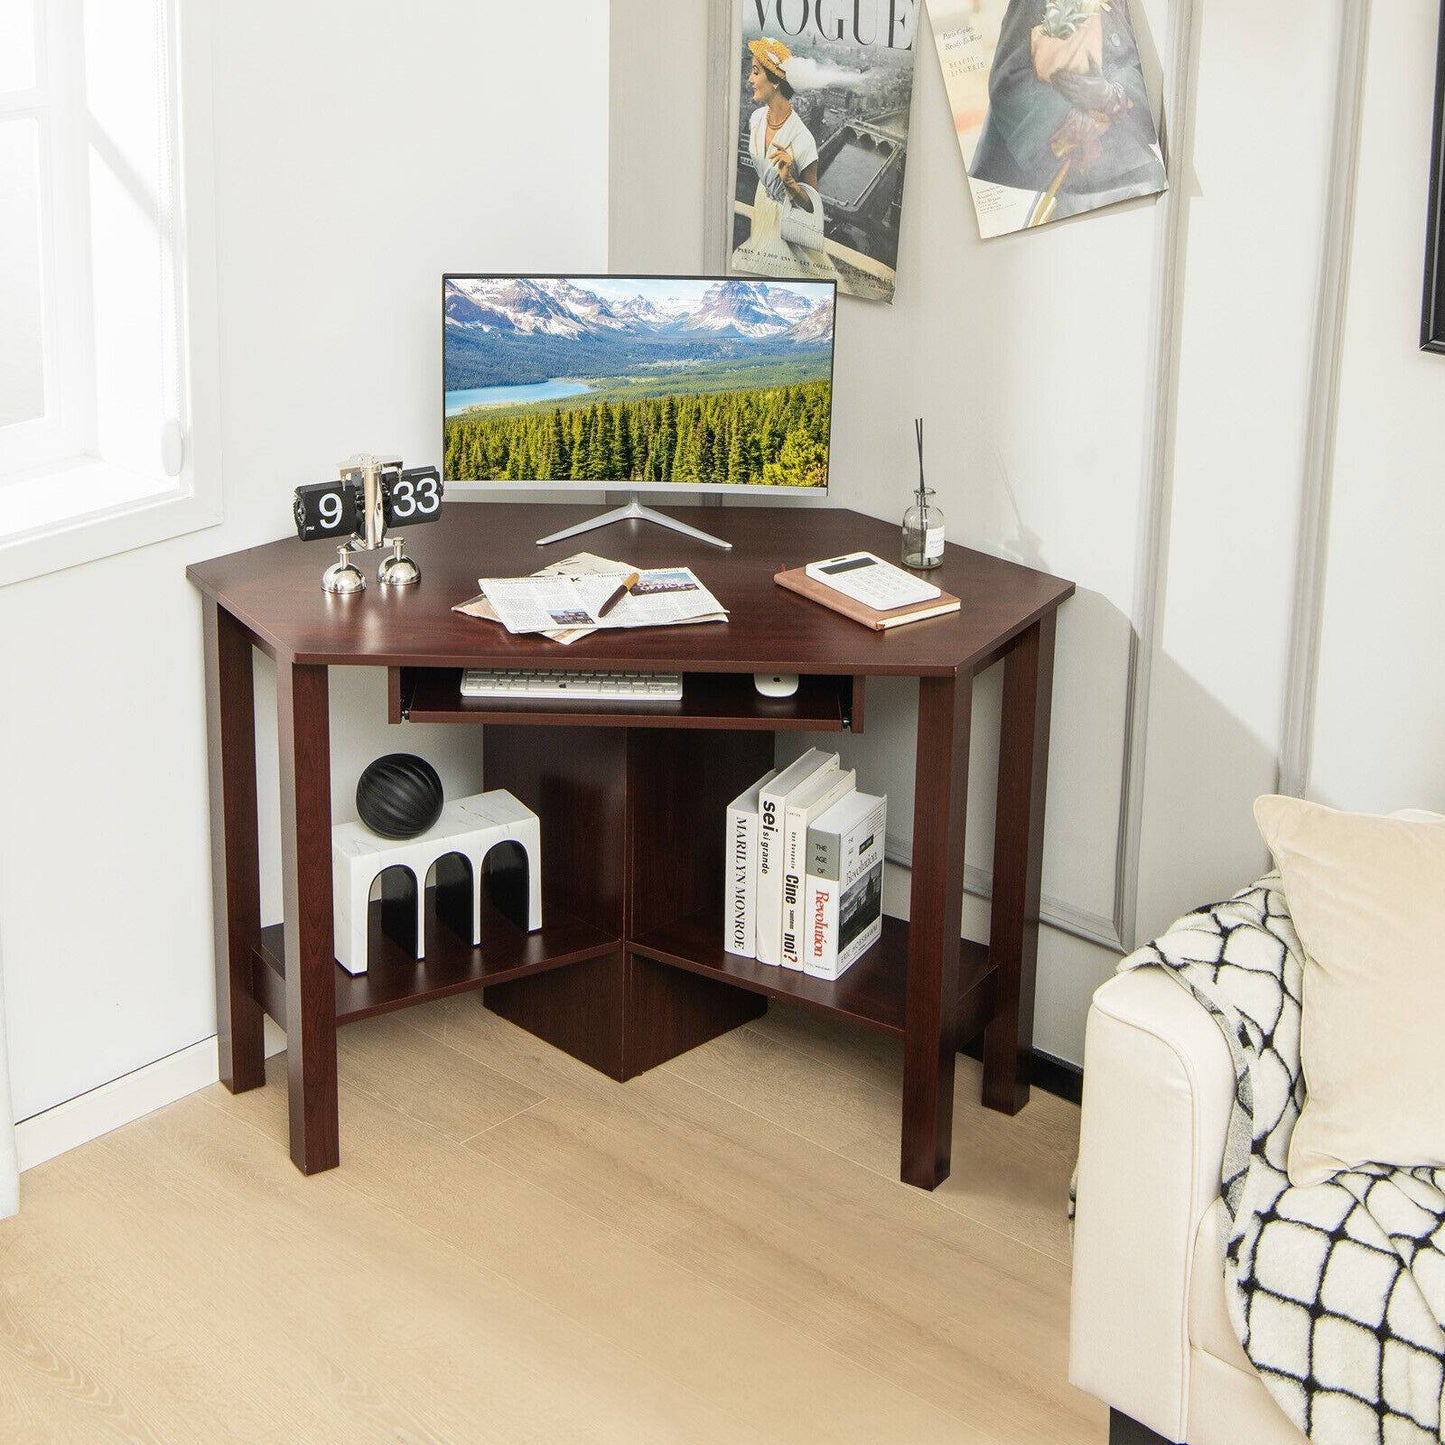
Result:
[804, 551, 942, 610]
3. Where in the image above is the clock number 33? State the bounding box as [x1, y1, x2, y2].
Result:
[386, 472, 441, 520]
[383, 466, 444, 526]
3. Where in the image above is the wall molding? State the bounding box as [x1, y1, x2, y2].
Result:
[885, 833, 1122, 951]
[1113, 0, 1203, 957]
[702, 0, 736, 273]
[16, 1019, 285, 1173]
[1278, 0, 1372, 801]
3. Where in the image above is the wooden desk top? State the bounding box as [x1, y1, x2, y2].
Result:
[187, 505, 1073, 676]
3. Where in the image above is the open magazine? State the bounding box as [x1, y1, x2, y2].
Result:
[453, 552, 727, 644]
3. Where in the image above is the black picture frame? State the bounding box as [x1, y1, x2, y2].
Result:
[1423, 1, 1445, 350]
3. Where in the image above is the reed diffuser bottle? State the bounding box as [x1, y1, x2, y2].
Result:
[901, 416, 945, 569]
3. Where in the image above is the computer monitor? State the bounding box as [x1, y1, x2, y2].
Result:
[442, 274, 836, 548]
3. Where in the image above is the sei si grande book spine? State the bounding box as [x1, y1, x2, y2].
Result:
[723, 768, 778, 958]
[756, 748, 840, 966]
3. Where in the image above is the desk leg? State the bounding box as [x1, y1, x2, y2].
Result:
[276, 660, 339, 1174]
[983, 614, 1057, 1114]
[902, 672, 972, 1189]
[202, 601, 264, 1093]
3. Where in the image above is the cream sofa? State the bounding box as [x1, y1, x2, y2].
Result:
[1068, 964, 1306, 1445]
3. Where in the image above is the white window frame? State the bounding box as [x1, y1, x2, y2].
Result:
[0, 2, 90, 473]
[0, 0, 221, 588]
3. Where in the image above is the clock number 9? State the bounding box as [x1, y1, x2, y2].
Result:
[292, 480, 359, 541]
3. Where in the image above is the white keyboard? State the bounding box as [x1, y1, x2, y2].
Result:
[461, 668, 683, 702]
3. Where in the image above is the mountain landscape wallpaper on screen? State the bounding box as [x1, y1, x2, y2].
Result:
[442, 277, 835, 488]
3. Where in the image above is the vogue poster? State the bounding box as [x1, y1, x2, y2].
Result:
[929, 0, 1166, 238]
[725, 1, 919, 303]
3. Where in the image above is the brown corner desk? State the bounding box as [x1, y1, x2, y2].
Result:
[187, 505, 1073, 1191]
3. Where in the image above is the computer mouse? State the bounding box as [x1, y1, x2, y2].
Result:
[753, 673, 799, 698]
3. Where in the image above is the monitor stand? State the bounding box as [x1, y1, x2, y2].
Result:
[535, 494, 732, 551]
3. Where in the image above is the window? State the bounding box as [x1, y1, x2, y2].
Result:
[0, 0, 218, 585]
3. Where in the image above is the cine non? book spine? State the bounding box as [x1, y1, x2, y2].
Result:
[756, 748, 840, 966]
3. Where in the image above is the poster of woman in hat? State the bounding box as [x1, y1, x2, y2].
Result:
[725, 2, 920, 304]
[731, 38, 837, 284]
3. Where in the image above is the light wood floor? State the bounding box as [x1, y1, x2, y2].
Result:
[0, 999, 1104, 1444]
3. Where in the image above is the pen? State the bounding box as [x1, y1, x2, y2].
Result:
[597, 572, 640, 618]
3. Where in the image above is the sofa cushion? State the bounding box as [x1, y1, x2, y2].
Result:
[1252, 796, 1445, 1187]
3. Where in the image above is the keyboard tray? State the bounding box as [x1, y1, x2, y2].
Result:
[391, 669, 862, 734]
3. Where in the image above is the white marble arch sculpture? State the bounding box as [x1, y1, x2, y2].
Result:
[332, 789, 542, 975]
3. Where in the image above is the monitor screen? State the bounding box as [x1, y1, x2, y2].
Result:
[442, 275, 835, 493]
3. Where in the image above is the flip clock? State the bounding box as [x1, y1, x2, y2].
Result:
[292, 455, 444, 593]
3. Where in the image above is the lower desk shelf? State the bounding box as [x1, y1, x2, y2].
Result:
[631, 910, 994, 1041]
[254, 898, 995, 1048]
[255, 892, 617, 1027]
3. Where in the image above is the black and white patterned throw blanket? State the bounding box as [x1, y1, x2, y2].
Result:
[1120, 877, 1445, 1443]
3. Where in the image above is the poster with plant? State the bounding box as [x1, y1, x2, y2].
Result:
[725, 1, 920, 303]
[929, 0, 1166, 238]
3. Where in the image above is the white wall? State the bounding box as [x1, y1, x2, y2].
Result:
[1132, 0, 1344, 933]
[1308, 0, 1445, 816]
[611, 0, 1445, 1066]
[0, 0, 609, 1124]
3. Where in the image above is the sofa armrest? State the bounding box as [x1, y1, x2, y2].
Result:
[1069, 965, 1235, 1444]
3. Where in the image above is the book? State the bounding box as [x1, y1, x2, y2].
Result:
[780, 768, 856, 971]
[804, 790, 888, 981]
[723, 768, 778, 958]
[774, 564, 961, 631]
[756, 748, 840, 966]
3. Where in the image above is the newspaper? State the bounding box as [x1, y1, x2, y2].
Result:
[454, 553, 727, 643]
[454, 551, 633, 643]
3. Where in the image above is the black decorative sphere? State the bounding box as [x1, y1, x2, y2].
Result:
[355, 754, 444, 839]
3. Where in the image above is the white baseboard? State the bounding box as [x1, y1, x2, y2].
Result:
[16, 1018, 286, 1173]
